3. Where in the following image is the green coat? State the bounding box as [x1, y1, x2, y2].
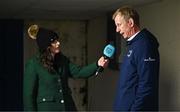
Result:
[23, 53, 98, 111]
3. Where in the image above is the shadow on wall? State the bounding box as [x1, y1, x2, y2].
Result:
[159, 58, 178, 111]
[160, 78, 173, 110]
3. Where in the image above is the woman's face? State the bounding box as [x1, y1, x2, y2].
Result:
[49, 40, 60, 54]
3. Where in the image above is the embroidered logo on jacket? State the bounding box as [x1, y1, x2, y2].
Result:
[127, 50, 133, 57]
[144, 57, 156, 62]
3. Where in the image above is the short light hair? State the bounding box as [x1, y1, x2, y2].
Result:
[112, 6, 140, 27]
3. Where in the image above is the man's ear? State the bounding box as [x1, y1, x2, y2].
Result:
[128, 18, 134, 27]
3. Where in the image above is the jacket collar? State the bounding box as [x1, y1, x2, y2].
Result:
[126, 28, 147, 45]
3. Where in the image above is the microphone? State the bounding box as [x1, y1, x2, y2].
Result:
[95, 44, 115, 76]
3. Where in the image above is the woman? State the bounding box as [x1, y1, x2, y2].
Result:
[23, 25, 108, 111]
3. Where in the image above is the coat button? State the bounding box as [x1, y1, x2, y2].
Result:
[42, 98, 46, 101]
[60, 100, 64, 103]
[59, 89, 62, 93]
[58, 79, 61, 82]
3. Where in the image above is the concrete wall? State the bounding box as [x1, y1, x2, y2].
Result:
[87, 15, 119, 111]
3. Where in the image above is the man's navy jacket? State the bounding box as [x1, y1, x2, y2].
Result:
[114, 29, 160, 111]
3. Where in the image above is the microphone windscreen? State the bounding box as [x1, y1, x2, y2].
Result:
[103, 44, 115, 58]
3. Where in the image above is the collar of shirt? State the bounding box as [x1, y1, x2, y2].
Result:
[127, 31, 140, 42]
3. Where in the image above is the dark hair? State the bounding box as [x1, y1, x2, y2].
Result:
[38, 48, 56, 74]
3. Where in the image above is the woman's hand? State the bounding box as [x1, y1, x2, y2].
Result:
[97, 56, 109, 68]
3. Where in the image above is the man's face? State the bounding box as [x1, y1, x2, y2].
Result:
[114, 14, 132, 39]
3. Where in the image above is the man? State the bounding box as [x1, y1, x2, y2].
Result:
[112, 6, 160, 111]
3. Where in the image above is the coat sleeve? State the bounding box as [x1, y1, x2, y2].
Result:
[23, 59, 38, 111]
[131, 43, 159, 110]
[68, 61, 98, 78]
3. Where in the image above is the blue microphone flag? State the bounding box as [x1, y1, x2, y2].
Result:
[103, 44, 115, 58]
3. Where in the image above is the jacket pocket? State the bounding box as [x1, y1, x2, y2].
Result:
[37, 96, 55, 103]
